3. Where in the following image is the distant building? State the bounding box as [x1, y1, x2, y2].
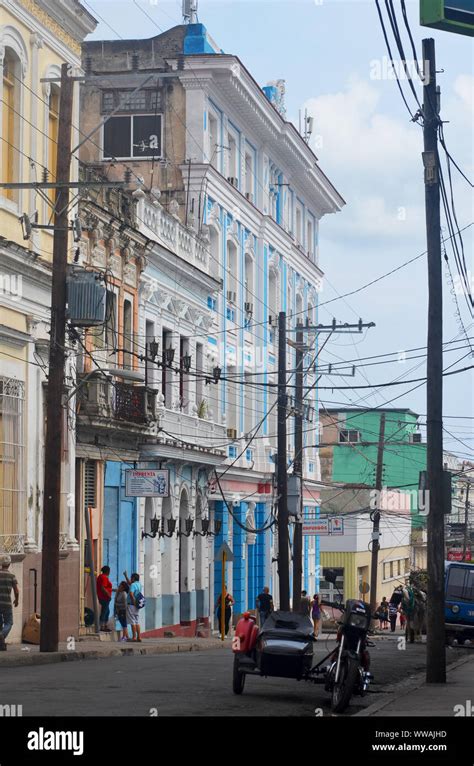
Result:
[318, 407, 428, 600]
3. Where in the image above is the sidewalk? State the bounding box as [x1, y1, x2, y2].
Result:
[356, 652, 474, 716]
[0, 636, 226, 668]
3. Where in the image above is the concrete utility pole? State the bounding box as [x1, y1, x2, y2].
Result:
[40, 64, 73, 652]
[422, 37, 446, 684]
[462, 482, 471, 562]
[369, 412, 386, 622]
[292, 323, 304, 613]
[277, 311, 290, 610]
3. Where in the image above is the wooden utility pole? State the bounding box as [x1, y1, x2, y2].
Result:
[369, 412, 386, 621]
[40, 64, 73, 652]
[277, 311, 290, 610]
[423, 38, 446, 684]
[292, 323, 304, 613]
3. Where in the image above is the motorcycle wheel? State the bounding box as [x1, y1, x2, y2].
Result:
[331, 655, 359, 713]
[233, 655, 246, 694]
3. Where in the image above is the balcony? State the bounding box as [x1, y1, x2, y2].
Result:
[134, 191, 209, 274]
[76, 373, 157, 431]
[152, 404, 227, 461]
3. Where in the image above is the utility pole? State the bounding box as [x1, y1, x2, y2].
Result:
[292, 323, 304, 613]
[288, 318, 375, 611]
[462, 482, 471, 562]
[40, 64, 73, 652]
[369, 412, 386, 622]
[423, 38, 446, 684]
[277, 311, 290, 610]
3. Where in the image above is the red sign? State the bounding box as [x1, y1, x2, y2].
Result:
[447, 548, 472, 561]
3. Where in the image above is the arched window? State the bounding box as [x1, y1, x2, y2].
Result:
[48, 85, 60, 204]
[2, 50, 18, 201]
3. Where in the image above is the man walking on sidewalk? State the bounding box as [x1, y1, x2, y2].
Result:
[0, 555, 19, 650]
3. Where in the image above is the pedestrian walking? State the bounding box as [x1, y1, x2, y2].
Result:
[256, 586, 273, 627]
[311, 594, 322, 638]
[114, 581, 129, 642]
[124, 571, 143, 642]
[216, 589, 234, 636]
[388, 600, 398, 632]
[96, 565, 113, 632]
[399, 610, 407, 631]
[378, 597, 389, 629]
[0, 555, 19, 650]
[299, 590, 311, 616]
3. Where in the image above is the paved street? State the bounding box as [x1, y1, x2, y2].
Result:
[0, 637, 439, 717]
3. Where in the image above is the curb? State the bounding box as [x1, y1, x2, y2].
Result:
[355, 653, 474, 717]
[0, 641, 226, 668]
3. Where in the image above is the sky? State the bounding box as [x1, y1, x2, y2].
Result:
[83, 0, 474, 460]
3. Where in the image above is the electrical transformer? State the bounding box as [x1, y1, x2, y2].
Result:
[66, 269, 106, 327]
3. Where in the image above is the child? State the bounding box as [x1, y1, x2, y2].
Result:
[114, 581, 129, 642]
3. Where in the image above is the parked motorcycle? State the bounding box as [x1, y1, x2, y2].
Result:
[231, 570, 375, 714]
[319, 570, 375, 713]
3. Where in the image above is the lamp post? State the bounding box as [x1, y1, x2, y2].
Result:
[177, 517, 194, 537]
[159, 517, 177, 538]
[141, 515, 160, 539]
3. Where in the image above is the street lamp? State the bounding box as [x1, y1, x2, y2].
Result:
[182, 353, 192, 373]
[193, 517, 222, 537]
[177, 516, 194, 537]
[212, 365, 221, 383]
[165, 346, 175, 365]
[148, 338, 160, 361]
[159, 517, 177, 538]
[193, 517, 209, 537]
[141, 515, 160, 539]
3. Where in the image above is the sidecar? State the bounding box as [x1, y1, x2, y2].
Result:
[232, 610, 315, 694]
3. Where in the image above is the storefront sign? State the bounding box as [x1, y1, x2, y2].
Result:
[125, 469, 169, 497]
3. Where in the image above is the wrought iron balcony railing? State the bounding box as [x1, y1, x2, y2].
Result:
[76, 374, 157, 426]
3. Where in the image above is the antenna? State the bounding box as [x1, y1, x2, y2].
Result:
[183, 0, 198, 24]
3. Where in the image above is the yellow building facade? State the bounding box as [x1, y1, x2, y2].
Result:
[0, 0, 96, 641]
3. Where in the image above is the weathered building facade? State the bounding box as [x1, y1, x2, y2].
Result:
[80, 20, 344, 626]
[0, 0, 96, 641]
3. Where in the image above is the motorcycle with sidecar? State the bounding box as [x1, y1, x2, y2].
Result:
[232, 571, 376, 713]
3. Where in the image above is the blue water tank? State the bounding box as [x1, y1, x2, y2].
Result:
[67, 269, 106, 327]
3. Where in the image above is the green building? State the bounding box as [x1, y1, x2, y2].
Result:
[320, 407, 427, 528]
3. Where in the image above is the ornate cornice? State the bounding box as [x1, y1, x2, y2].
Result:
[16, 0, 82, 55]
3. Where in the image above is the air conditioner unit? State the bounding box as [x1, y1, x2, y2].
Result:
[244, 302, 253, 315]
[227, 428, 238, 440]
[227, 176, 238, 187]
[227, 290, 237, 304]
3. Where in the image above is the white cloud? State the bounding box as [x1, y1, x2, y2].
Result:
[305, 74, 472, 245]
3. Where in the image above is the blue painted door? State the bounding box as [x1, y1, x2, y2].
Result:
[103, 462, 137, 589]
